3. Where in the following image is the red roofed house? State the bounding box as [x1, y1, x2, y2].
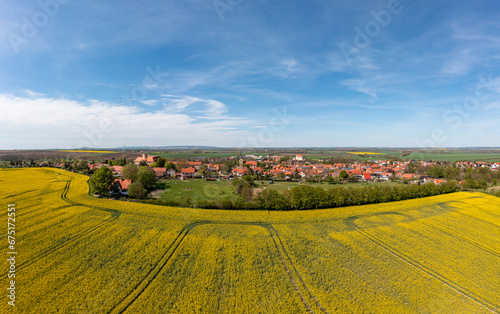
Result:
[232, 167, 249, 177]
[134, 153, 159, 166]
[108, 166, 124, 176]
[207, 164, 220, 172]
[350, 170, 363, 180]
[363, 173, 372, 181]
[152, 167, 167, 178]
[89, 163, 105, 170]
[252, 167, 263, 174]
[110, 179, 132, 196]
[181, 167, 196, 179]
[402, 173, 417, 180]
[189, 161, 203, 170]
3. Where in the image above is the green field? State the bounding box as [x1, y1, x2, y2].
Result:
[408, 151, 500, 162]
[293, 150, 401, 161]
[148, 149, 403, 161]
[2, 168, 500, 313]
[148, 151, 267, 160]
[160, 180, 235, 204]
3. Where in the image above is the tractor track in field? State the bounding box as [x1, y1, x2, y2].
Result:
[0, 207, 72, 240]
[436, 202, 500, 229]
[418, 221, 500, 259]
[60, 176, 121, 217]
[108, 225, 191, 314]
[2, 189, 37, 200]
[9, 176, 121, 274]
[346, 216, 499, 313]
[268, 226, 329, 314]
[16, 216, 118, 273]
[457, 210, 500, 230]
[160, 239, 202, 310]
[108, 220, 328, 314]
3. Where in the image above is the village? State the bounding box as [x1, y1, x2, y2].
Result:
[77, 153, 500, 197]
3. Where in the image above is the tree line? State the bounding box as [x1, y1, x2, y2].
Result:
[195, 181, 459, 211]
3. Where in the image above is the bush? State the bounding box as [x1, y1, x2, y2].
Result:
[128, 181, 146, 199]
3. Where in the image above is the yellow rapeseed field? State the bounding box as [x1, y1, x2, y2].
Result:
[1, 168, 499, 313]
[347, 152, 382, 155]
[57, 150, 117, 153]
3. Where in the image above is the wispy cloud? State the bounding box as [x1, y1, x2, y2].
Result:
[341, 79, 379, 98]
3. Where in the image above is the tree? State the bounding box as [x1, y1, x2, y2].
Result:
[78, 160, 89, 172]
[165, 162, 176, 170]
[122, 164, 138, 181]
[154, 157, 167, 168]
[339, 170, 349, 180]
[240, 183, 253, 202]
[428, 165, 445, 178]
[198, 165, 209, 178]
[137, 166, 157, 191]
[232, 178, 253, 201]
[444, 166, 460, 181]
[347, 174, 359, 182]
[405, 162, 416, 174]
[89, 167, 114, 195]
[127, 181, 146, 199]
[255, 189, 290, 210]
[116, 157, 127, 166]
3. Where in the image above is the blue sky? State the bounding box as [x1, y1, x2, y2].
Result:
[1, 0, 500, 149]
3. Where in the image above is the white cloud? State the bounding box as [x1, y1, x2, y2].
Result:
[23, 89, 46, 98]
[160, 94, 237, 120]
[0, 93, 249, 149]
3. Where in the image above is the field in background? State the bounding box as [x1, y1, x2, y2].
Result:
[57, 150, 118, 154]
[1, 147, 500, 163]
[1, 168, 499, 313]
[408, 151, 500, 162]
